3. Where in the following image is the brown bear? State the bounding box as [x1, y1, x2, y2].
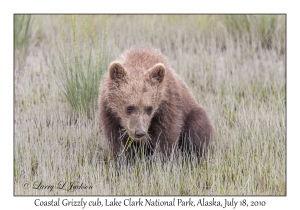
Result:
[98, 46, 213, 160]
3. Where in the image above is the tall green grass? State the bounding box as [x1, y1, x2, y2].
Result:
[219, 15, 285, 52]
[14, 15, 32, 51]
[58, 15, 107, 119]
[14, 14, 34, 66]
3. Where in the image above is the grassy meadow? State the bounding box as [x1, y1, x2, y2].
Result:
[14, 15, 286, 195]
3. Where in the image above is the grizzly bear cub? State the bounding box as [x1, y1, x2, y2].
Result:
[98, 46, 213, 160]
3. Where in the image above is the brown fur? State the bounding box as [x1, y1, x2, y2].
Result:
[98, 46, 213, 160]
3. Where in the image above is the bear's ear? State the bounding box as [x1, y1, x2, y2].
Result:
[109, 61, 127, 81]
[146, 63, 165, 84]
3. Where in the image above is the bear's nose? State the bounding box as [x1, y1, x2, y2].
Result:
[135, 130, 146, 138]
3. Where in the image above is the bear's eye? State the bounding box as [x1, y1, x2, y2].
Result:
[126, 106, 134, 114]
[146, 106, 153, 115]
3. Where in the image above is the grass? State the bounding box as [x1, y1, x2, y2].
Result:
[14, 14, 286, 195]
[57, 15, 107, 119]
[14, 15, 35, 68]
[14, 15, 33, 51]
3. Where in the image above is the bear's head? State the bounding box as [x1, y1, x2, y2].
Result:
[107, 61, 166, 143]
